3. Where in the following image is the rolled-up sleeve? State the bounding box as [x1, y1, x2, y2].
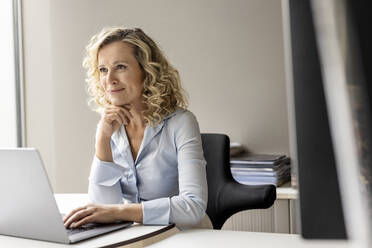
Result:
[141, 111, 208, 227]
[88, 156, 125, 204]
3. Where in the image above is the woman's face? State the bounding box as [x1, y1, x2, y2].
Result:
[98, 41, 145, 107]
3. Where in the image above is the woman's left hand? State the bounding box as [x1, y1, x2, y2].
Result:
[63, 203, 123, 229]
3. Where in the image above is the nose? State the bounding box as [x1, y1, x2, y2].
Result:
[107, 70, 118, 85]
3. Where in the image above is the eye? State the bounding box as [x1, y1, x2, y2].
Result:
[99, 67, 108, 73]
[117, 64, 127, 70]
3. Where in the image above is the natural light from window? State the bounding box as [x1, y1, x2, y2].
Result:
[0, 0, 18, 147]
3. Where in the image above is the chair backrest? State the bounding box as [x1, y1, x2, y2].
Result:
[201, 133, 276, 229]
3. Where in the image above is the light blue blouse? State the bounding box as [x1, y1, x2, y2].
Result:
[88, 108, 208, 227]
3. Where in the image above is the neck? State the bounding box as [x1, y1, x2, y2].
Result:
[123, 102, 146, 130]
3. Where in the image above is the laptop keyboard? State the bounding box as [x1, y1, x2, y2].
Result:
[61, 213, 132, 237]
[61, 214, 100, 236]
[66, 223, 100, 236]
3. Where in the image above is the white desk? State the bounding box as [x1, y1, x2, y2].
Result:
[149, 229, 350, 248]
[0, 194, 351, 248]
[0, 194, 176, 247]
[0, 224, 176, 248]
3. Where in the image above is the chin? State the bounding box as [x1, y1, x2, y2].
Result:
[110, 99, 129, 106]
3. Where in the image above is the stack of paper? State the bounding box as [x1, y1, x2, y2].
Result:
[230, 154, 291, 187]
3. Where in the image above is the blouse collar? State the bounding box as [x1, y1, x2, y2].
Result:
[111, 108, 184, 163]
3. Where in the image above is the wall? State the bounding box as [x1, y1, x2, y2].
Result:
[22, 0, 289, 193]
[22, 0, 57, 187]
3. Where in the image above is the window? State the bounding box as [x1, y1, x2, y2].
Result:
[0, 0, 24, 147]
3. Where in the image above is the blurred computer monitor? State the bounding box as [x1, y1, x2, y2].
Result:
[312, 0, 372, 246]
[282, 0, 347, 239]
[283, 0, 372, 245]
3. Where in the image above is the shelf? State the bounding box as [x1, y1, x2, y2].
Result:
[277, 182, 298, 200]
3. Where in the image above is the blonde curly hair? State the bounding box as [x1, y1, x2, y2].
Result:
[83, 27, 188, 126]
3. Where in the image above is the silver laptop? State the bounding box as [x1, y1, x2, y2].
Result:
[0, 148, 132, 244]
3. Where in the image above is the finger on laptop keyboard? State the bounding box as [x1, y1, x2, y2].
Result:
[71, 215, 95, 228]
[63, 205, 87, 223]
[65, 208, 95, 228]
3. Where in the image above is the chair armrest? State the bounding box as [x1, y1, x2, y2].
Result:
[208, 182, 276, 229]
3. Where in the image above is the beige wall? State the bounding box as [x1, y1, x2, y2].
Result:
[22, 0, 289, 193]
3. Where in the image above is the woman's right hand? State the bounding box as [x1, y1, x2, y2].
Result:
[96, 105, 133, 140]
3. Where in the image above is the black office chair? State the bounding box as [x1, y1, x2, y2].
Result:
[201, 133, 276, 230]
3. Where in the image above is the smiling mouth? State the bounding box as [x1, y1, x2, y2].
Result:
[109, 88, 125, 93]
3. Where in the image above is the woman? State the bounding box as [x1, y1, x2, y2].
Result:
[63, 27, 207, 228]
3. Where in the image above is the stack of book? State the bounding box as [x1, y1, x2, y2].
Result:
[230, 154, 291, 187]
